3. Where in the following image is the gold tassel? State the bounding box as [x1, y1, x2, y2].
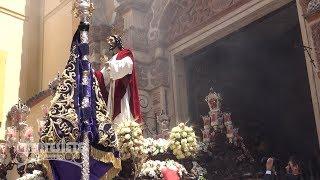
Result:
[41, 160, 54, 180]
[90, 146, 122, 179]
[104, 167, 121, 180]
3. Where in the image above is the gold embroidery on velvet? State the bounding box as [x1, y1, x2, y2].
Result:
[105, 167, 121, 180]
[40, 45, 120, 180]
[93, 75, 118, 148]
[90, 146, 121, 170]
[40, 45, 79, 143]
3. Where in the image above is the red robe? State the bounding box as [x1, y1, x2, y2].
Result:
[95, 49, 142, 123]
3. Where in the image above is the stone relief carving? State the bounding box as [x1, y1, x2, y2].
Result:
[130, 27, 148, 51]
[152, 91, 161, 106]
[136, 59, 169, 90]
[298, 0, 320, 18]
[136, 62, 149, 88]
[91, 0, 117, 25]
[299, 0, 311, 14]
[139, 90, 152, 113]
[147, 0, 252, 44]
[150, 59, 169, 87]
[164, 0, 249, 42]
[307, 0, 320, 15]
[310, 21, 320, 66]
[88, 24, 113, 70]
[147, 0, 171, 43]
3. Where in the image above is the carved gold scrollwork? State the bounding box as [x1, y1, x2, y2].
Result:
[40, 45, 79, 143]
[41, 42, 117, 149]
[92, 76, 117, 148]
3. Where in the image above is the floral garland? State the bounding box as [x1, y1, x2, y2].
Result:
[116, 120, 144, 160]
[116, 121, 204, 179]
[169, 123, 198, 159]
[139, 160, 187, 179]
[142, 138, 169, 156]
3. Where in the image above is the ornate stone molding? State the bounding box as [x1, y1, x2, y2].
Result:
[135, 59, 169, 91]
[139, 90, 152, 113]
[299, 0, 311, 14]
[147, 0, 171, 43]
[126, 27, 148, 52]
[136, 62, 149, 89]
[310, 21, 320, 66]
[115, 0, 150, 14]
[146, 0, 253, 45]
[306, 0, 320, 16]
[164, 0, 251, 43]
[150, 59, 169, 88]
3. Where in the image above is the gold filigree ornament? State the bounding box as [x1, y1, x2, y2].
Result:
[40, 45, 79, 143]
[92, 75, 118, 148]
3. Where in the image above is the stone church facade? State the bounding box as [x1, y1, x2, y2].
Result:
[85, 0, 320, 142]
[11, 0, 318, 144]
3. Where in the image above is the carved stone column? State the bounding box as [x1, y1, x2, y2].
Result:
[150, 45, 170, 114]
[88, 24, 113, 70]
[115, 0, 157, 134]
[115, 0, 151, 61]
[297, 0, 320, 147]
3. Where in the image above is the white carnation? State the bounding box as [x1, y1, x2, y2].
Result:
[169, 123, 198, 159]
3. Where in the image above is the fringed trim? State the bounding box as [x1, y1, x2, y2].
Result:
[90, 146, 122, 178]
[42, 160, 54, 180]
[105, 167, 121, 180]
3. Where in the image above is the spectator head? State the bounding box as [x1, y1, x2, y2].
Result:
[286, 156, 301, 176]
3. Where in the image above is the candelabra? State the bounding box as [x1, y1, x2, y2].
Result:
[0, 99, 46, 179]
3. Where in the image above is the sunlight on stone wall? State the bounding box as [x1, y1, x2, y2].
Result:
[0, 51, 6, 136]
[42, 0, 73, 90]
[0, 0, 26, 139]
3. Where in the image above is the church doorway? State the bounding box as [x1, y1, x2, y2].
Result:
[185, 2, 319, 169]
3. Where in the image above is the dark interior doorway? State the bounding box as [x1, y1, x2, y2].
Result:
[185, 2, 319, 168]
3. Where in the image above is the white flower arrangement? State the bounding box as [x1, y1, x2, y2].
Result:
[169, 123, 198, 159]
[142, 138, 154, 155]
[152, 138, 169, 156]
[164, 160, 188, 177]
[143, 138, 169, 156]
[139, 160, 164, 179]
[17, 170, 45, 180]
[139, 160, 187, 179]
[116, 120, 144, 160]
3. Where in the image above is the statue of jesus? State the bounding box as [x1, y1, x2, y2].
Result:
[94, 35, 142, 125]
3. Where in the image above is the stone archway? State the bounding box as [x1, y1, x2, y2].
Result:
[113, 0, 320, 144]
[148, 0, 295, 121]
[148, 0, 253, 47]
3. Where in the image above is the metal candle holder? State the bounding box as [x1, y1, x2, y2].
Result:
[0, 99, 46, 179]
[72, 0, 95, 23]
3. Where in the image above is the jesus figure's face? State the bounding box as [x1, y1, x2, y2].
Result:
[107, 36, 116, 50]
